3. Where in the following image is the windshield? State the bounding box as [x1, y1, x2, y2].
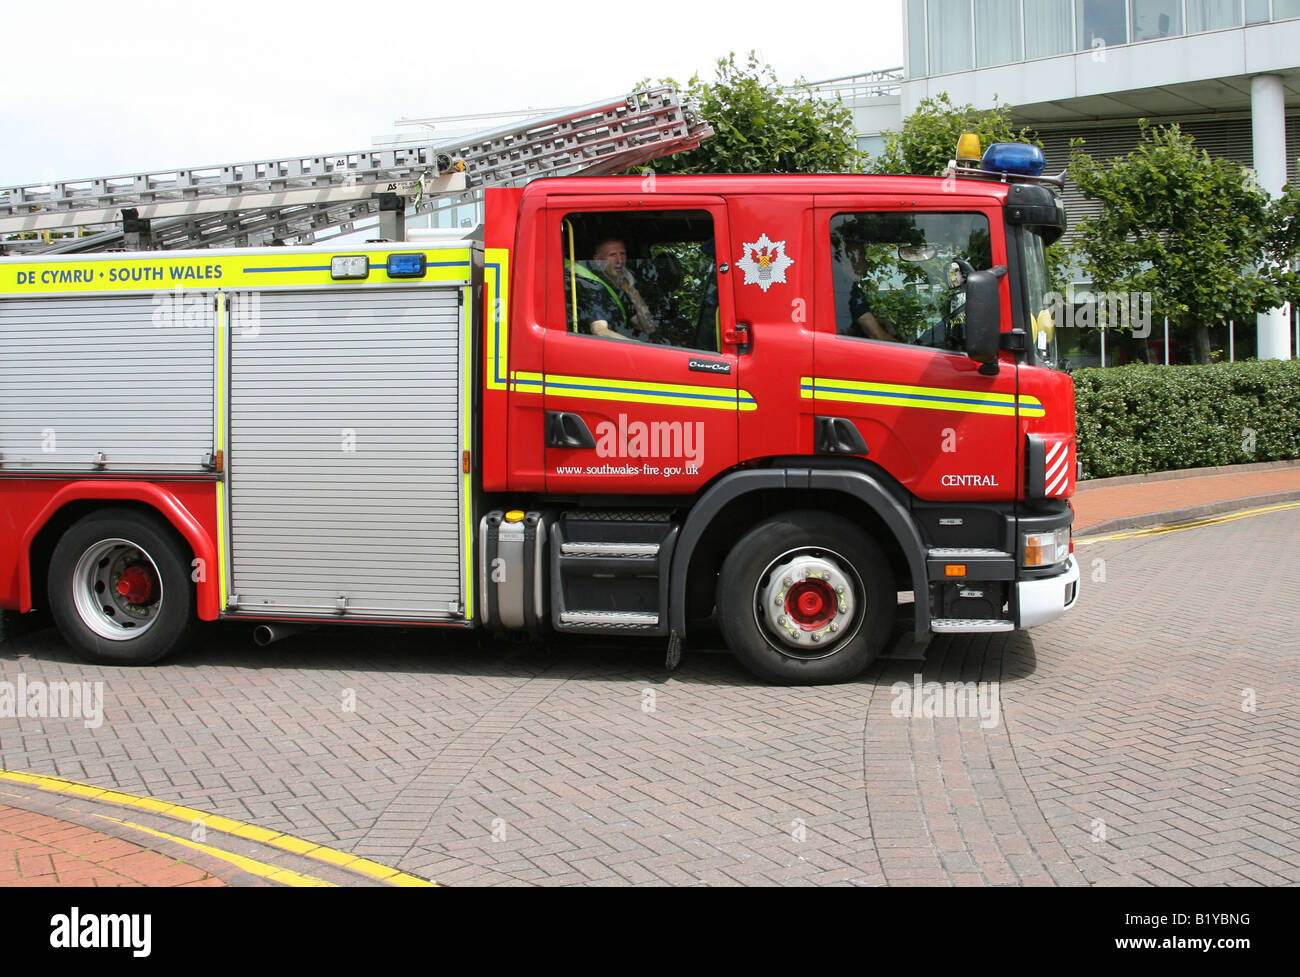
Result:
[1022, 229, 1061, 370]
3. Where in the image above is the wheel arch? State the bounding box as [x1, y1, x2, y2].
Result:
[670, 467, 931, 642]
[22, 482, 219, 621]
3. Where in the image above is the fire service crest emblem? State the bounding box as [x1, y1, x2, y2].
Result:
[736, 233, 793, 292]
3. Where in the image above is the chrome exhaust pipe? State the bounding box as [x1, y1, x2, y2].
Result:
[252, 623, 306, 647]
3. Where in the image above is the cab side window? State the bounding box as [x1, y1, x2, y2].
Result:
[830, 212, 992, 350]
[561, 210, 720, 352]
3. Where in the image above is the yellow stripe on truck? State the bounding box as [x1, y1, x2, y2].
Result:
[215, 292, 230, 611]
[0, 249, 472, 295]
[801, 376, 1045, 418]
[462, 285, 474, 621]
[484, 248, 510, 390]
[511, 371, 757, 412]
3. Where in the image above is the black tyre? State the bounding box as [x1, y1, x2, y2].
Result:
[47, 508, 197, 665]
[716, 510, 893, 684]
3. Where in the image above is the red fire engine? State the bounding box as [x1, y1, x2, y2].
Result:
[0, 127, 1079, 684]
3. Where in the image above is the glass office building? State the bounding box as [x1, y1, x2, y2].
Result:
[898, 0, 1300, 361]
[907, 0, 1300, 77]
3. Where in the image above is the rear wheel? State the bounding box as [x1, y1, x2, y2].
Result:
[47, 508, 197, 665]
[717, 510, 893, 684]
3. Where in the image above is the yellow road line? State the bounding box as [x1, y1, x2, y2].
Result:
[92, 814, 335, 887]
[1075, 500, 1300, 544]
[0, 769, 435, 887]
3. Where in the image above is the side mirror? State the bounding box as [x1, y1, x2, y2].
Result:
[964, 266, 1005, 374]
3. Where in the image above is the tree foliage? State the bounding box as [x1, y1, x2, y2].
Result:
[867, 93, 1039, 177]
[650, 53, 862, 175]
[867, 94, 1069, 287]
[1070, 122, 1300, 363]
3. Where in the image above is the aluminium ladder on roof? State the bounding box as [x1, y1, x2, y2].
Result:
[0, 86, 712, 254]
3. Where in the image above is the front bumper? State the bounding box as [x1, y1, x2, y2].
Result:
[1015, 555, 1079, 628]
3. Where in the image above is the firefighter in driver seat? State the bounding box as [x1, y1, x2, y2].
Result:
[571, 237, 663, 343]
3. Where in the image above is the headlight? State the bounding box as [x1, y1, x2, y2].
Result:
[1023, 528, 1070, 568]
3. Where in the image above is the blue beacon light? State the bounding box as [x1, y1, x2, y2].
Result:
[981, 142, 1047, 177]
[387, 252, 428, 278]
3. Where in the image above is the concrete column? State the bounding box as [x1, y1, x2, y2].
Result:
[1251, 74, 1292, 360]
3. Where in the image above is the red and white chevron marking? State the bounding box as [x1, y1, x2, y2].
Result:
[1044, 438, 1075, 497]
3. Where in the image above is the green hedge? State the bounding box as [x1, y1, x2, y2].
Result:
[1072, 360, 1300, 479]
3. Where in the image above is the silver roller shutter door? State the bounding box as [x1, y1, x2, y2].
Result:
[0, 294, 215, 471]
[228, 287, 465, 620]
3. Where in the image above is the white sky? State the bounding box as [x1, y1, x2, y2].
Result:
[1, 0, 903, 186]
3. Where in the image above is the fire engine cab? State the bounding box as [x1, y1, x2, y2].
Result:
[0, 111, 1079, 684]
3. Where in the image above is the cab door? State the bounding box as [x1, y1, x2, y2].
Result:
[811, 196, 1019, 500]
[542, 195, 741, 495]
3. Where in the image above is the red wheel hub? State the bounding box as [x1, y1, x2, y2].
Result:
[116, 565, 155, 605]
[785, 579, 836, 630]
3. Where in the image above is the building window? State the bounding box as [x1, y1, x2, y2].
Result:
[1187, 0, 1244, 31]
[1026, 0, 1076, 57]
[1131, 0, 1183, 38]
[928, 0, 975, 73]
[858, 134, 886, 158]
[976, 0, 1024, 66]
[1272, 0, 1300, 18]
[1246, 0, 1272, 23]
[907, 0, 928, 76]
[1079, 0, 1129, 49]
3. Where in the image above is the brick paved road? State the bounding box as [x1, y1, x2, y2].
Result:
[1072, 460, 1300, 531]
[2, 509, 1297, 885]
[0, 803, 226, 887]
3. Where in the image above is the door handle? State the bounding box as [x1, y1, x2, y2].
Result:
[722, 321, 751, 354]
[815, 416, 869, 456]
[545, 411, 597, 449]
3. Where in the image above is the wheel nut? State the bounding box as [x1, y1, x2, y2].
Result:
[811, 633, 821, 642]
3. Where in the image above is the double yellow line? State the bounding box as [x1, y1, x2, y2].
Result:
[1075, 501, 1300, 545]
[0, 769, 435, 888]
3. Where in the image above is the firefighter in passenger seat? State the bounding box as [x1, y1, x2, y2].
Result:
[572, 237, 663, 343]
[841, 237, 899, 342]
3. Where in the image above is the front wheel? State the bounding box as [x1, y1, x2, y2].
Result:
[47, 508, 197, 665]
[716, 511, 893, 685]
